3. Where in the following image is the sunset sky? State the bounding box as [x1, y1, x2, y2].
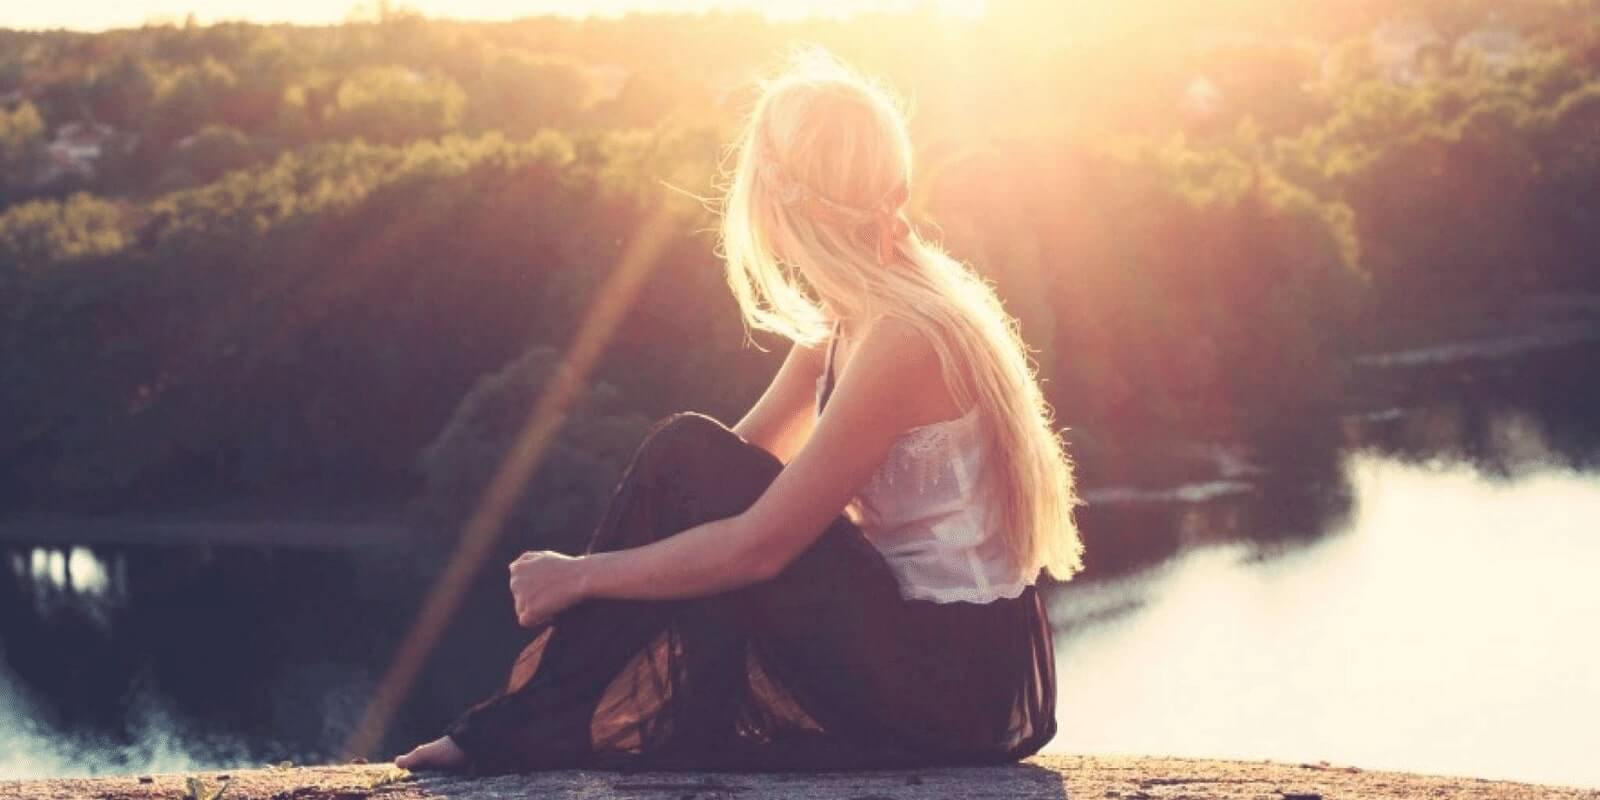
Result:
[2, 0, 986, 31]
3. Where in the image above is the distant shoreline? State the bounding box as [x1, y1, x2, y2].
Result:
[0, 511, 412, 550]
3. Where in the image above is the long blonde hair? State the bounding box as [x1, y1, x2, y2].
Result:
[718, 50, 1084, 581]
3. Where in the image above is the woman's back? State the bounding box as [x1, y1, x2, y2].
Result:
[816, 327, 1040, 604]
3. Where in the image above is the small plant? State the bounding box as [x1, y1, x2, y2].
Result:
[181, 775, 232, 800]
[367, 767, 412, 788]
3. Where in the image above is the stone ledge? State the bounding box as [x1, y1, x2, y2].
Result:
[7, 755, 1596, 800]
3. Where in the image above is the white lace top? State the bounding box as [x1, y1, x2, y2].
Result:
[815, 331, 1041, 604]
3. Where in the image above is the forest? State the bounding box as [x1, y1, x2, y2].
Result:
[2, 0, 1597, 557]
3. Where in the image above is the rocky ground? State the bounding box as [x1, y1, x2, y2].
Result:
[8, 755, 1597, 800]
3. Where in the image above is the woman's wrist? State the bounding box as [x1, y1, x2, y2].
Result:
[564, 517, 752, 604]
[572, 551, 609, 601]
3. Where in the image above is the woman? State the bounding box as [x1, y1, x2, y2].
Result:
[395, 51, 1083, 774]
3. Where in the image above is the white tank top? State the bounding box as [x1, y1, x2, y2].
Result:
[815, 328, 1040, 604]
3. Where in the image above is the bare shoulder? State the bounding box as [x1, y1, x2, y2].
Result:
[843, 316, 961, 425]
[849, 316, 940, 378]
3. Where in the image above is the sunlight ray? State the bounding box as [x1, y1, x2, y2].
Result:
[340, 204, 682, 760]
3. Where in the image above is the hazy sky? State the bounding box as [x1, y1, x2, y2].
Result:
[2, 0, 985, 31]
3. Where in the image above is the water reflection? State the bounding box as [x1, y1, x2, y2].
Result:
[0, 535, 531, 779]
[9, 547, 126, 629]
[1042, 344, 1600, 789]
[1045, 455, 1600, 789]
[1348, 343, 1600, 476]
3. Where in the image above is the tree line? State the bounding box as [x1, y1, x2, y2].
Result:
[1, 0, 1597, 552]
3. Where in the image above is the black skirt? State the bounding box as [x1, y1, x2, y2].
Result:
[443, 412, 1057, 775]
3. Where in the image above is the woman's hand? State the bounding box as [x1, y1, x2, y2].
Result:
[508, 550, 590, 627]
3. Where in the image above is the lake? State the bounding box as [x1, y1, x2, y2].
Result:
[3, 340, 1598, 788]
[1047, 455, 1600, 788]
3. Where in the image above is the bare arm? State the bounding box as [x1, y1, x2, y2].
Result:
[581, 319, 942, 599]
[732, 341, 825, 464]
[506, 319, 951, 625]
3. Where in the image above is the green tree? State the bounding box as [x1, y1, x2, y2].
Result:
[160, 124, 257, 188]
[0, 193, 126, 278]
[327, 65, 466, 143]
[0, 100, 44, 195]
[153, 57, 241, 145]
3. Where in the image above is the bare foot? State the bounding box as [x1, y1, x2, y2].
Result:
[394, 735, 468, 771]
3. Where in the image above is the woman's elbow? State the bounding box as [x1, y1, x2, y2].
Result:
[742, 550, 788, 584]
[725, 537, 784, 585]
[724, 521, 791, 585]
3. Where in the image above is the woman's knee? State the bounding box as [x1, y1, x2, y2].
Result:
[645, 412, 735, 450]
[634, 411, 782, 505]
[638, 413, 768, 468]
[635, 413, 727, 474]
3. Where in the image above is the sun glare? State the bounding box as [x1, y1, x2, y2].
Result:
[3, 0, 987, 32]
